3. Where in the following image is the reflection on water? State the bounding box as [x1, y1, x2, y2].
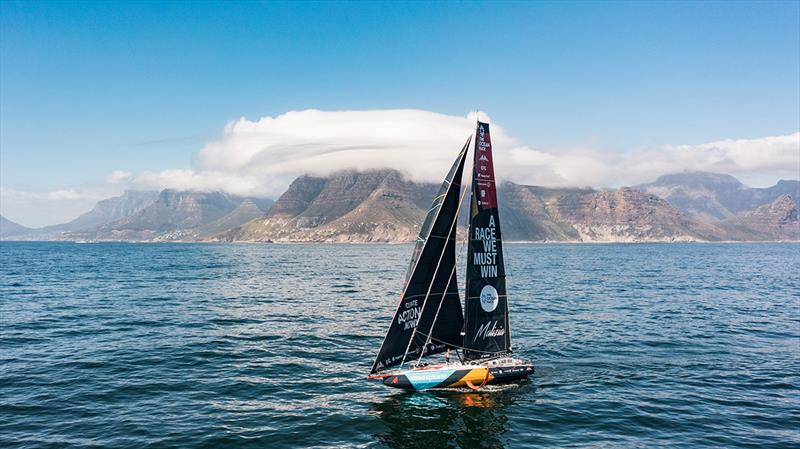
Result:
[373, 383, 532, 449]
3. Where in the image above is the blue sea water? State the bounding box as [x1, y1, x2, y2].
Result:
[1, 242, 798, 448]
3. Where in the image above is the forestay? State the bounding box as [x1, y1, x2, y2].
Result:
[370, 139, 470, 374]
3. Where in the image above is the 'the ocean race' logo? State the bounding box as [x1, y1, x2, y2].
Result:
[479, 284, 499, 312]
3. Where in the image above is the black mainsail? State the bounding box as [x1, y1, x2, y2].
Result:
[370, 139, 470, 374]
[463, 121, 511, 360]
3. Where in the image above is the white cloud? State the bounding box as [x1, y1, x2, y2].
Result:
[509, 132, 800, 188]
[106, 170, 132, 184]
[126, 109, 496, 197]
[4, 109, 798, 227]
[129, 109, 799, 195]
[0, 188, 112, 228]
[130, 169, 268, 197]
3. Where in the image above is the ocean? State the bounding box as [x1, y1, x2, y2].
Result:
[1, 242, 798, 448]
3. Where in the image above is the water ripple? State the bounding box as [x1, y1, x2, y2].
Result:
[0, 242, 798, 448]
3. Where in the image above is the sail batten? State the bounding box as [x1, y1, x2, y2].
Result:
[369, 139, 470, 374]
[463, 121, 511, 360]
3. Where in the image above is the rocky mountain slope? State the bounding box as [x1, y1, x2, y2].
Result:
[217, 170, 728, 243]
[0, 215, 31, 239]
[5, 190, 160, 240]
[216, 170, 436, 242]
[635, 172, 800, 222]
[45, 190, 160, 234]
[497, 185, 590, 241]
[65, 190, 273, 241]
[717, 194, 800, 241]
[529, 186, 720, 242]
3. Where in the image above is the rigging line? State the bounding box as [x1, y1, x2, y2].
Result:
[369, 138, 470, 373]
[463, 126, 478, 345]
[426, 193, 448, 212]
[420, 234, 460, 242]
[400, 192, 465, 368]
[400, 146, 471, 369]
[402, 290, 461, 302]
[414, 172, 472, 366]
[414, 330, 510, 355]
[464, 294, 509, 300]
[415, 251, 459, 366]
[396, 139, 468, 295]
[455, 208, 468, 292]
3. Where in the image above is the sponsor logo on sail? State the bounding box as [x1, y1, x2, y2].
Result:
[397, 299, 421, 330]
[477, 125, 490, 150]
[479, 285, 499, 312]
[474, 320, 506, 341]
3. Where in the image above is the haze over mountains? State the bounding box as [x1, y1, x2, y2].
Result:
[0, 215, 30, 237]
[1, 171, 797, 242]
[1, 191, 273, 242]
[635, 173, 800, 222]
[44, 191, 160, 234]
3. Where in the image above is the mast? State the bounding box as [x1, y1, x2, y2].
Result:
[370, 139, 469, 374]
[463, 121, 511, 360]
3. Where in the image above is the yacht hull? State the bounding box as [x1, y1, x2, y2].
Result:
[381, 361, 533, 390]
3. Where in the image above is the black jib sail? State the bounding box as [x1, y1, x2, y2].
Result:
[463, 121, 511, 360]
[370, 139, 470, 374]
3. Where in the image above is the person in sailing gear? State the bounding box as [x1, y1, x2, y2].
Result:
[444, 349, 450, 364]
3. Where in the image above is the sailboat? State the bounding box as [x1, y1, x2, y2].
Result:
[368, 120, 534, 390]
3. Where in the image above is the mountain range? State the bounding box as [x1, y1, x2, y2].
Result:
[1, 171, 797, 242]
[216, 170, 438, 242]
[635, 173, 799, 222]
[1, 190, 273, 242]
[0, 215, 31, 238]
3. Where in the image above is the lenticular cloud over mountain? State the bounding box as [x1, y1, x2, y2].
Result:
[131, 109, 501, 196]
[197, 109, 479, 176]
[127, 109, 800, 197]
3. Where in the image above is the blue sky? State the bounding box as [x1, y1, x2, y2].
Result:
[1, 1, 799, 226]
